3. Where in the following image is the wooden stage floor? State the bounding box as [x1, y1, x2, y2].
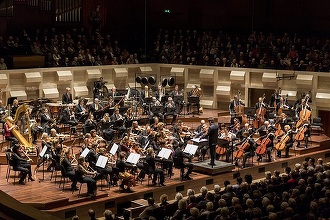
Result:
[0, 109, 330, 220]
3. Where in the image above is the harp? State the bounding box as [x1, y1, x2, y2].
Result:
[5, 104, 35, 152]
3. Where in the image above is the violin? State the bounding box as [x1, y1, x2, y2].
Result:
[256, 133, 273, 155]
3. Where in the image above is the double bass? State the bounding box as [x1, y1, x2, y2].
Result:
[296, 96, 311, 128]
[234, 91, 248, 125]
[253, 95, 267, 129]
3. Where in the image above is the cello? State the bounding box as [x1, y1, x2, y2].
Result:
[233, 133, 252, 159]
[275, 131, 291, 151]
[295, 123, 309, 141]
[253, 95, 267, 129]
[256, 132, 273, 156]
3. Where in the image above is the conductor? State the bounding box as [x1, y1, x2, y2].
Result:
[202, 117, 219, 167]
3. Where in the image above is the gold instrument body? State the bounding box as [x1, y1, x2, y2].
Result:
[5, 104, 35, 152]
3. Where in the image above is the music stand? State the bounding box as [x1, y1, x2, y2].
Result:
[244, 107, 255, 124]
[283, 109, 295, 118]
[114, 96, 125, 107]
[151, 105, 164, 115]
[188, 96, 200, 117]
[161, 95, 169, 104]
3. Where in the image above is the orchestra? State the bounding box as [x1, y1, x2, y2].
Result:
[3, 81, 324, 196]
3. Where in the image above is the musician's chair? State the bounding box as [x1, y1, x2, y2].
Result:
[5, 151, 23, 184]
[59, 165, 71, 190]
[172, 156, 184, 181]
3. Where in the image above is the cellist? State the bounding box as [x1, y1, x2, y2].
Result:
[256, 122, 275, 162]
[229, 94, 245, 125]
[276, 125, 295, 158]
[233, 130, 256, 168]
[295, 121, 311, 149]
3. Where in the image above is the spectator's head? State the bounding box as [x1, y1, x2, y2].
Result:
[200, 186, 208, 195]
[103, 209, 114, 220]
[205, 201, 214, 211]
[178, 199, 187, 210]
[147, 197, 155, 206]
[244, 174, 253, 184]
[187, 188, 195, 196]
[160, 194, 168, 203]
[190, 207, 199, 217]
[88, 209, 95, 219]
[214, 184, 220, 193]
[175, 192, 183, 201]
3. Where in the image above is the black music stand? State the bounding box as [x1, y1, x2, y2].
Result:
[7, 97, 17, 106]
[161, 95, 169, 105]
[151, 105, 164, 115]
[114, 96, 125, 107]
[188, 96, 200, 117]
[244, 107, 255, 124]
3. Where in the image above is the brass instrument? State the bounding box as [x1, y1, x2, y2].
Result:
[22, 147, 33, 162]
[5, 104, 35, 153]
[192, 86, 203, 97]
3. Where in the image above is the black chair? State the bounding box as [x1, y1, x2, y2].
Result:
[311, 117, 324, 135]
[5, 151, 20, 183]
[59, 165, 70, 190]
[151, 205, 165, 220]
[141, 161, 158, 187]
[172, 156, 184, 181]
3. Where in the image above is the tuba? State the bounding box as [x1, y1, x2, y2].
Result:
[5, 104, 35, 152]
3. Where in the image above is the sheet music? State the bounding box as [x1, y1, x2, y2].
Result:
[157, 148, 172, 159]
[191, 138, 208, 143]
[96, 155, 108, 168]
[184, 144, 199, 155]
[80, 148, 90, 157]
[40, 146, 48, 158]
[110, 143, 119, 155]
[126, 153, 140, 164]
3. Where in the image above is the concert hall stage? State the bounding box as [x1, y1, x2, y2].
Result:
[0, 109, 329, 220]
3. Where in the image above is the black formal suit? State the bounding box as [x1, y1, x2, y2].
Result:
[75, 104, 86, 118]
[62, 93, 73, 104]
[61, 108, 78, 126]
[61, 157, 77, 189]
[174, 147, 193, 179]
[40, 112, 51, 133]
[11, 152, 33, 183]
[88, 103, 103, 113]
[145, 154, 165, 185]
[203, 122, 219, 166]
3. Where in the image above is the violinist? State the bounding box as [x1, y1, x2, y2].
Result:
[11, 144, 35, 184]
[145, 148, 166, 186]
[84, 114, 97, 134]
[150, 96, 163, 120]
[120, 135, 132, 154]
[116, 152, 136, 192]
[173, 143, 193, 180]
[229, 95, 245, 124]
[99, 113, 114, 141]
[76, 156, 97, 197]
[233, 131, 256, 168]
[164, 97, 177, 125]
[295, 121, 311, 149]
[131, 120, 143, 136]
[60, 149, 78, 190]
[150, 116, 160, 131]
[90, 129, 103, 144]
[276, 125, 294, 158]
[61, 106, 78, 128]
[230, 118, 241, 134]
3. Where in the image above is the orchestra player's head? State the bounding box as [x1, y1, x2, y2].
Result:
[119, 152, 126, 160]
[41, 132, 49, 140]
[175, 85, 179, 91]
[94, 98, 99, 104]
[13, 99, 18, 106]
[301, 99, 306, 105]
[264, 121, 270, 127]
[88, 113, 94, 121]
[103, 113, 110, 121]
[233, 95, 238, 101]
[114, 108, 120, 115]
[208, 117, 214, 125]
[153, 116, 159, 124]
[132, 121, 139, 128]
[152, 97, 157, 103]
[167, 97, 173, 103]
[158, 85, 162, 91]
[112, 86, 117, 93]
[78, 99, 84, 106]
[244, 123, 249, 130]
[146, 147, 154, 156]
[78, 156, 85, 165]
[0, 100, 3, 107]
[50, 128, 57, 137]
[258, 97, 263, 103]
[157, 122, 164, 130]
[65, 87, 71, 94]
[200, 120, 205, 126]
[90, 129, 97, 137]
[284, 125, 291, 132]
